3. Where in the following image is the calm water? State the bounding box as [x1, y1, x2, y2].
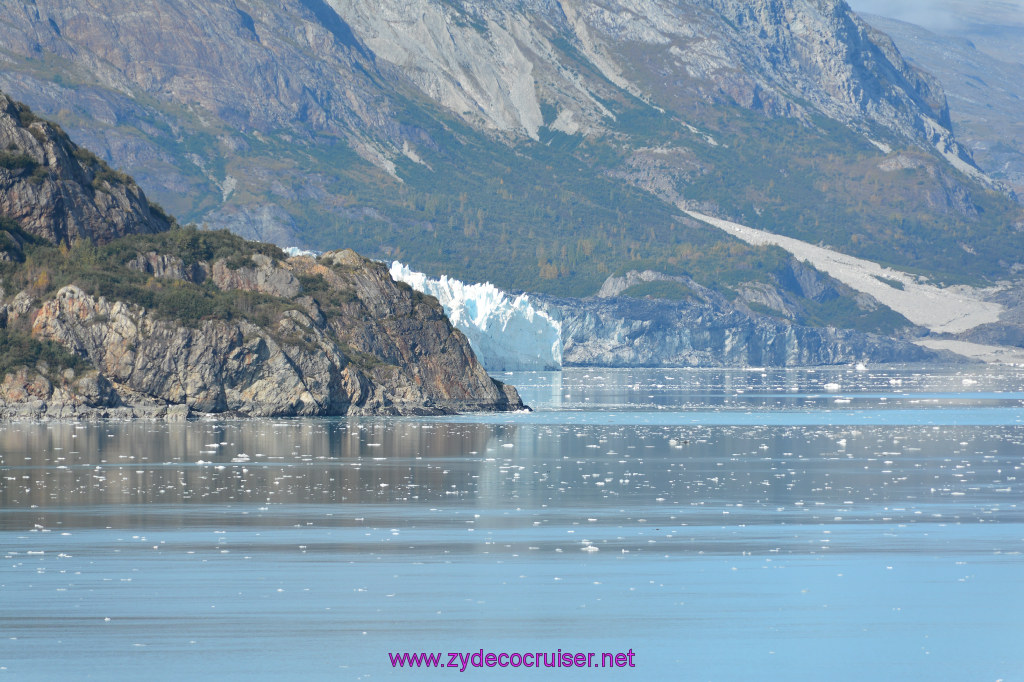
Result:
[1, 366, 1022, 680]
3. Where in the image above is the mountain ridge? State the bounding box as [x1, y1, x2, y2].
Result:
[1, 0, 1021, 338]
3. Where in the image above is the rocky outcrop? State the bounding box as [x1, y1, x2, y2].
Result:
[541, 295, 937, 367]
[0, 366, 124, 420]
[1, 248, 523, 419]
[596, 261, 886, 325]
[126, 251, 209, 284]
[0, 85, 522, 419]
[0, 0, 976, 165]
[210, 254, 301, 298]
[0, 92, 170, 245]
[693, 0, 968, 160]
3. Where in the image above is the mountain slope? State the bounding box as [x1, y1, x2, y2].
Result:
[0, 0, 1020, 323]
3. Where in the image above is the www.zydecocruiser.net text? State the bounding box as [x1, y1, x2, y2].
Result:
[390, 649, 637, 671]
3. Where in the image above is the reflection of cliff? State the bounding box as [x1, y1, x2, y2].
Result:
[0, 420, 500, 511]
[0, 417, 996, 527]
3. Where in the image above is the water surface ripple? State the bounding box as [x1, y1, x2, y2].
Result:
[1, 366, 1022, 680]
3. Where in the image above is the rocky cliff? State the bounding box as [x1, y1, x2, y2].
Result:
[0, 92, 523, 419]
[539, 260, 938, 367]
[389, 258, 945, 368]
[855, 7, 1024, 199]
[543, 294, 937, 368]
[0, 92, 170, 247]
[1, 240, 523, 419]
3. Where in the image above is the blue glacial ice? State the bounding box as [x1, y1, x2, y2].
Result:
[390, 262, 562, 371]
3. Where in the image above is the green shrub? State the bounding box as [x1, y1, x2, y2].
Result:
[92, 168, 133, 191]
[102, 224, 285, 269]
[873, 275, 906, 291]
[15, 104, 39, 126]
[0, 152, 38, 172]
[620, 280, 697, 301]
[0, 216, 42, 262]
[71, 146, 101, 165]
[745, 301, 787, 318]
[147, 201, 173, 225]
[0, 328, 92, 380]
[28, 165, 49, 185]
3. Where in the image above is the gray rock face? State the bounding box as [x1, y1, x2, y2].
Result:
[595, 261, 887, 328]
[1, 0, 957, 145]
[319, 0, 966, 161]
[127, 252, 209, 283]
[541, 295, 936, 367]
[2, 250, 523, 419]
[0, 0, 1001, 252]
[0, 92, 170, 245]
[210, 255, 301, 298]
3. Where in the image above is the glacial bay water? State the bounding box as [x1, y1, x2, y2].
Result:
[1, 366, 1022, 680]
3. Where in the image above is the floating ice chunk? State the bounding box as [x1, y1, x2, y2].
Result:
[390, 262, 562, 371]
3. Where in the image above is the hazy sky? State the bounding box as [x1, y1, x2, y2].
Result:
[846, 0, 1024, 33]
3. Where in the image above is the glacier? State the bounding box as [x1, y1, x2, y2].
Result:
[389, 262, 562, 371]
[283, 246, 321, 258]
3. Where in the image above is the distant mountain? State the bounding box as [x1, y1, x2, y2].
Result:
[1, 0, 1021, 331]
[849, 0, 1024, 65]
[852, 3, 1024, 198]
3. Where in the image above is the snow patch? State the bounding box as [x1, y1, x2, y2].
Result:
[550, 109, 581, 135]
[684, 122, 718, 146]
[921, 116, 991, 183]
[389, 262, 562, 371]
[351, 139, 399, 180]
[867, 138, 892, 154]
[220, 175, 237, 202]
[402, 140, 426, 166]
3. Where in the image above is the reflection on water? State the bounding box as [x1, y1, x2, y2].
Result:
[2, 419, 1021, 526]
[1, 366, 1023, 680]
